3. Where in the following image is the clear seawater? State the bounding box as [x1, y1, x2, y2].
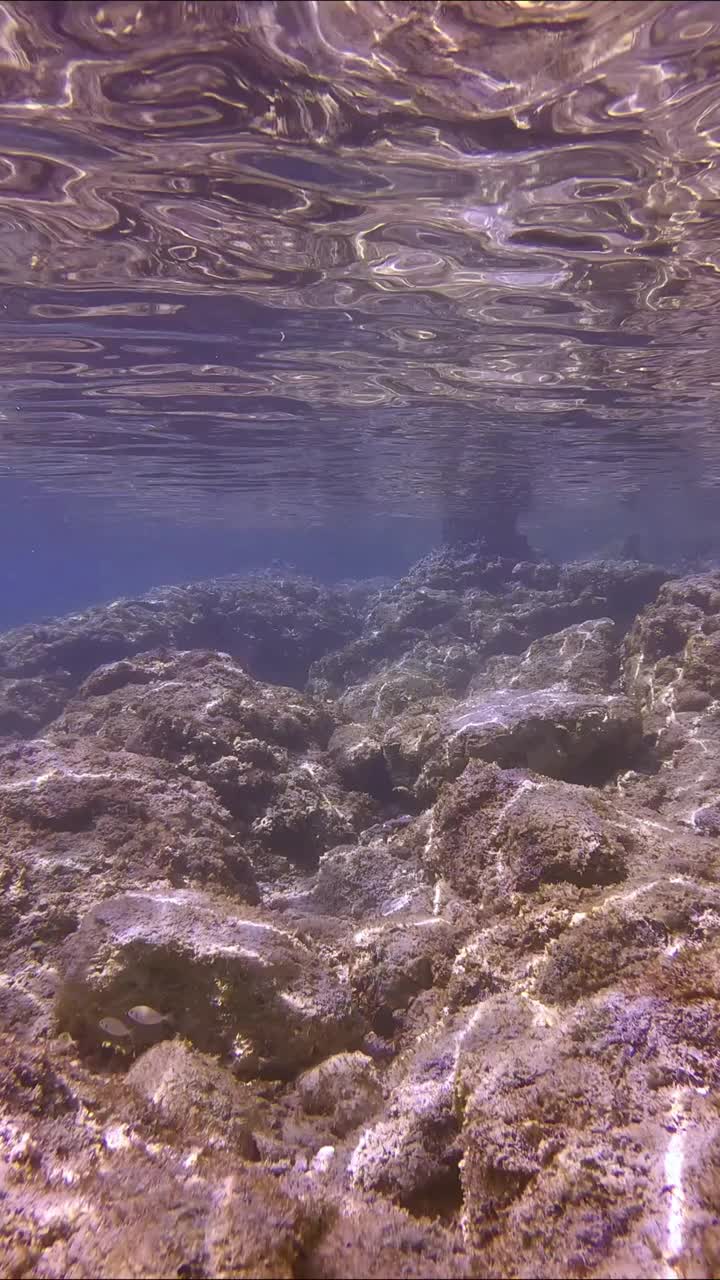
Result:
[0, 0, 719, 613]
[5, 10, 720, 1278]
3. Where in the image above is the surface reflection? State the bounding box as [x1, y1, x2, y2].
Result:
[0, 1, 718, 532]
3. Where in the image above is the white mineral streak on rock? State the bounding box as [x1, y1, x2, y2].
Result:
[662, 1090, 691, 1277]
[347, 998, 490, 1190]
[299, 760, 346, 819]
[353, 917, 443, 945]
[488, 776, 541, 876]
[279, 990, 319, 1014]
[432, 877, 443, 914]
[423, 812, 436, 858]
[212, 944, 265, 963]
[381, 891, 414, 915]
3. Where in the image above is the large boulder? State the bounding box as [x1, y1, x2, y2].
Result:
[55, 888, 363, 1076]
[126, 1039, 262, 1157]
[427, 762, 633, 902]
[0, 737, 259, 965]
[383, 686, 642, 802]
[469, 617, 620, 697]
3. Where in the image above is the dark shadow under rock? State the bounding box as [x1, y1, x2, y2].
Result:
[327, 723, 393, 797]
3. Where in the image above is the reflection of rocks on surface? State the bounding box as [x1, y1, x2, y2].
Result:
[6, 548, 720, 1279]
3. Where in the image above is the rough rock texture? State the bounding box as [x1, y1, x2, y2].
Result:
[428, 761, 632, 899]
[309, 555, 668, 711]
[48, 648, 375, 869]
[55, 888, 361, 1075]
[622, 573, 720, 825]
[0, 735, 260, 968]
[126, 1040, 262, 1158]
[296, 1052, 383, 1136]
[0, 572, 358, 733]
[381, 681, 642, 805]
[469, 616, 620, 696]
[8, 550, 720, 1280]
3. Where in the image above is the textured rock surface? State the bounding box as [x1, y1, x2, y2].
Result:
[622, 573, 720, 825]
[381, 683, 642, 805]
[6, 551, 720, 1280]
[428, 761, 633, 899]
[0, 572, 358, 720]
[56, 888, 361, 1074]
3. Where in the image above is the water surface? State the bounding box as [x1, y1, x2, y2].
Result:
[0, 1, 719, 549]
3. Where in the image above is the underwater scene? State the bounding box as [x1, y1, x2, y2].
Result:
[5, 3, 720, 1277]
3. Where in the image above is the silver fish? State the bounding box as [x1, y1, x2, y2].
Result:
[127, 1004, 172, 1026]
[99, 1016, 133, 1039]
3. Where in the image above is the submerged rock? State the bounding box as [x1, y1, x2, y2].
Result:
[383, 684, 642, 803]
[16, 548, 720, 1280]
[622, 571, 720, 823]
[468, 616, 620, 696]
[0, 572, 359, 733]
[127, 1040, 261, 1157]
[296, 1051, 383, 1135]
[49, 648, 375, 867]
[56, 888, 362, 1075]
[0, 736, 259, 966]
[428, 761, 633, 901]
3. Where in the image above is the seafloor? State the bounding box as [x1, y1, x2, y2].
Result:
[2, 545, 720, 1279]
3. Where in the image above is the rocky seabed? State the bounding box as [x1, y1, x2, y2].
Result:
[2, 548, 720, 1278]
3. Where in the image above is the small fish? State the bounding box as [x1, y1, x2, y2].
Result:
[98, 1016, 133, 1040]
[126, 1004, 173, 1027]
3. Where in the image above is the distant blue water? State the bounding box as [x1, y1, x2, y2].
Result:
[0, 478, 437, 630]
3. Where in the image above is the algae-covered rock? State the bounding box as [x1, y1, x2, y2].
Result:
[56, 888, 362, 1075]
[127, 1040, 261, 1156]
[428, 761, 632, 901]
[296, 1051, 383, 1135]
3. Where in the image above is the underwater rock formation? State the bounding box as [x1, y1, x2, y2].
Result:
[0, 573, 358, 741]
[4, 548, 720, 1280]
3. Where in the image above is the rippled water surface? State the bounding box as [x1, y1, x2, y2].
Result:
[2, 0, 720, 529]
